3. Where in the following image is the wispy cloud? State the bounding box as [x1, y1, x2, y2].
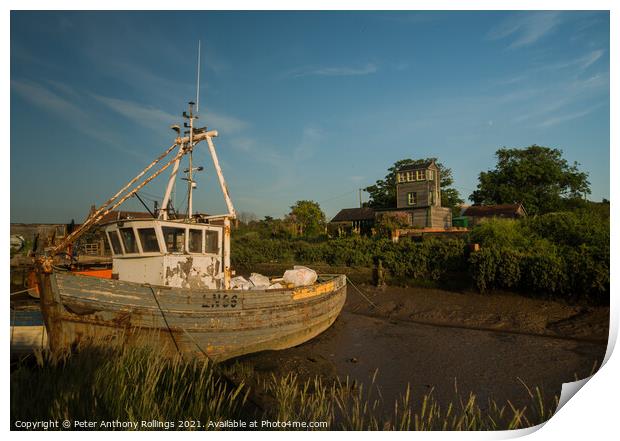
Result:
[92, 94, 178, 130]
[293, 126, 323, 161]
[12, 79, 84, 119]
[511, 72, 607, 124]
[285, 63, 378, 78]
[93, 94, 249, 135]
[536, 104, 603, 128]
[579, 49, 605, 69]
[543, 49, 605, 71]
[11, 79, 147, 160]
[203, 111, 249, 134]
[488, 12, 562, 49]
[100, 60, 192, 103]
[228, 136, 284, 167]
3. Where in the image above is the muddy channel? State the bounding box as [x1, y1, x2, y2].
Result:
[231, 284, 609, 410]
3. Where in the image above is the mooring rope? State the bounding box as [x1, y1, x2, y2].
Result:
[9, 287, 37, 296]
[180, 327, 212, 362]
[345, 276, 378, 310]
[145, 284, 183, 358]
[10, 306, 16, 344]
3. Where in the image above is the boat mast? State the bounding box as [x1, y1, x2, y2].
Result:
[160, 102, 197, 220]
[188, 41, 201, 219]
[186, 103, 196, 219]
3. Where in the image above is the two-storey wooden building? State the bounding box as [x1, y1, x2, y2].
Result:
[389, 160, 452, 228]
[329, 159, 453, 234]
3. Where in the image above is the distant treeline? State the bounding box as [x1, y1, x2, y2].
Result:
[232, 204, 609, 305]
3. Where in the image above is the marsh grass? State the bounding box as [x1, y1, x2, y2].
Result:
[11, 344, 558, 431]
[255, 371, 558, 430]
[11, 344, 248, 429]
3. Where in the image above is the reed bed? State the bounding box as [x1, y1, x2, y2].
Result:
[11, 344, 248, 428]
[11, 345, 558, 430]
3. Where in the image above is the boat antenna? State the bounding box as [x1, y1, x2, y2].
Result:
[196, 40, 201, 113]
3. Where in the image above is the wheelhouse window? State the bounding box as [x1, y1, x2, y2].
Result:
[189, 229, 203, 253]
[205, 230, 219, 254]
[407, 192, 417, 206]
[107, 231, 123, 255]
[162, 227, 186, 253]
[138, 228, 160, 253]
[119, 228, 138, 253]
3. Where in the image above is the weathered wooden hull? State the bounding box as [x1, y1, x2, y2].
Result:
[38, 271, 346, 361]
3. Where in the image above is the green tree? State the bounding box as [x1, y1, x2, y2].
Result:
[288, 200, 326, 237]
[364, 158, 463, 215]
[469, 145, 590, 215]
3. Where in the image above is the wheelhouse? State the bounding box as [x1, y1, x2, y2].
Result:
[103, 219, 227, 289]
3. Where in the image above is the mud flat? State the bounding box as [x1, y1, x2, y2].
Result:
[232, 284, 608, 410]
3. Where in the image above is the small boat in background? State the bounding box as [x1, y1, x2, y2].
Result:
[36, 101, 346, 361]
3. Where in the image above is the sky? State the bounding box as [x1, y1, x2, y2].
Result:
[10, 10, 610, 223]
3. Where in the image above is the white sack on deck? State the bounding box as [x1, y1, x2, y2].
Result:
[249, 273, 271, 289]
[268, 283, 284, 290]
[283, 266, 318, 288]
[231, 276, 253, 290]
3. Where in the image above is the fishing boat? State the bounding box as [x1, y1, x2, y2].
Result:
[35, 101, 346, 361]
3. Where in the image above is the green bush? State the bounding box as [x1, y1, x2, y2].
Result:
[466, 210, 609, 303]
[232, 208, 608, 304]
[232, 235, 467, 284]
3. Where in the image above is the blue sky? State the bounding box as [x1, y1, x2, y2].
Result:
[10, 11, 610, 223]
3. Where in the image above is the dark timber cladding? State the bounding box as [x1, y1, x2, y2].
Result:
[396, 161, 440, 209]
[390, 159, 452, 228]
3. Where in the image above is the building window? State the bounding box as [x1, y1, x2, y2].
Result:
[407, 192, 417, 206]
[119, 228, 138, 253]
[397, 173, 403, 183]
[429, 191, 434, 205]
[205, 230, 219, 254]
[107, 231, 123, 255]
[406, 171, 414, 182]
[138, 228, 160, 253]
[427, 170, 434, 180]
[189, 229, 203, 253]
[416, 170, 425, 180]
[162, 227, 186, 253]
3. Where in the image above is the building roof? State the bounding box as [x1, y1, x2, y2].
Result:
[397, 160, 436, 172]
[462, 204, 526, 217]
[330, 207, 376, 223]
[93, 210, 155, 225]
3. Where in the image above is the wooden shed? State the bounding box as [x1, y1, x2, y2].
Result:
[462, 204, 527, 226]
[329, 207, 376, 236]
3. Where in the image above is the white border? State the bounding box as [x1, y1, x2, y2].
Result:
[4, 2, 616, 440]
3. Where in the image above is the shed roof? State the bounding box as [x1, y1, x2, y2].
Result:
[397, 160, 436, 172]
[330, 207, 376, 223]
[92, 210, 155, 225]
[462, 204, 526, 218]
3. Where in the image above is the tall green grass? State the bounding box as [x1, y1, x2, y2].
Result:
[11, 345, 558, 431]
[254, 371, 557, 430]
[11, 344, 248, 428]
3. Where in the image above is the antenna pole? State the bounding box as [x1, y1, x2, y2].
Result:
[188, 103, 195, 219]
[196, 40, 201, 113]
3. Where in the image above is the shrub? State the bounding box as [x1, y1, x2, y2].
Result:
[232, 209, 608, 304]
